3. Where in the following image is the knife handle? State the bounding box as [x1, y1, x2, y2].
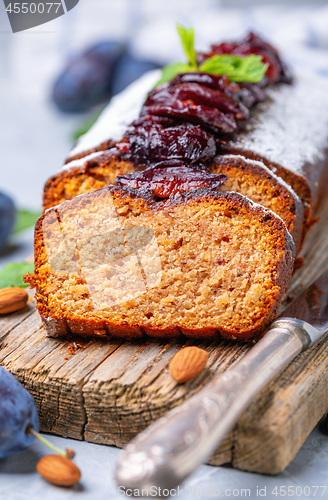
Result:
[115, 320, 310, 493]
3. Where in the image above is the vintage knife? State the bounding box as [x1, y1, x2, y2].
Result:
[115, 269, 328, 493]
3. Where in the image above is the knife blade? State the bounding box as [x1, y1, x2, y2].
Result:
[115, 268, 328, 495]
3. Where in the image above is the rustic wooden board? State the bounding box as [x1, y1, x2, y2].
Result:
[1, 193, 328, 474]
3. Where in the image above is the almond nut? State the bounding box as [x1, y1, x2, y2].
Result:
[0, 287, 28, 314]
[169, 346, 208, 383]
[36, 455, 81, 487]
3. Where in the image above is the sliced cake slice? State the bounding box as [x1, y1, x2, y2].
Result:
[43, 150, 135, 212]
[43, 152, 304, 252]
[210, 154, 303, 251]
[26, 185, 295, 342]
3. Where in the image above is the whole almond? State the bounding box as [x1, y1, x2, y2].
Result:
[36, 455, 81, 487]
[0, 287, 28, 314]
[169, 346, 208, 383]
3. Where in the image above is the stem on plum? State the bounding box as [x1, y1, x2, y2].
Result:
[27, 426, 75, 458]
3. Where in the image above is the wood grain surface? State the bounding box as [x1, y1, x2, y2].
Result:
[1, 193, 328, 474]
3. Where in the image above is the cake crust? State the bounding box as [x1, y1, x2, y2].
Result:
[43, 150, 135, 211]
[211, 155, 304, 251]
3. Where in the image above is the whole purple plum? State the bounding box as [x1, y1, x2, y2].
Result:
[0, 366, 39, 459]
[0, 192, 15, 251]
[52, 41, 124, 113]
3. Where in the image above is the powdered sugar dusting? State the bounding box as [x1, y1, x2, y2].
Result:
[61, 151, 104, 171]
[229, 73, 328, 176]
[68, 69, 161, 160]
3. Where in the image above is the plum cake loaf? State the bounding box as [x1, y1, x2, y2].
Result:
[42, 71, 328, 240]
[27, 181, 295, 341]
[43, 32, 295, 215]
[27, 32, 328, 341]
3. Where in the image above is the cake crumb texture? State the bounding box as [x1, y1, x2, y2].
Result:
[27, 186, 295, 341]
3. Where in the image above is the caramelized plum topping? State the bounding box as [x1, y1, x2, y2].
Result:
[116, 164, 227, 199]
[199, 32, 292, 85]
[142, 99, 236, 134]
[117, 33, 291, 170]
[242, 32, 292, 83]
[123, 122, 216, 164]
[169, 72, 265, 108]
[145, 83, 249, 119]
[170, 73, 239, 94]
[169, 72, 262, 108]
[131, 114, 179, 128]
[116, 118, 220, 165]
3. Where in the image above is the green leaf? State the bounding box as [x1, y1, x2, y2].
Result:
[176, 24, 197, 69]
[154, 62, 192, 88]
[234, 54, 268, 83]
[199, 54, 268, 83]
[199, 54, 239, 74]
[154, 26, 268, 89]
[13, 209, 41, 235]
[0, 262, 34, 288]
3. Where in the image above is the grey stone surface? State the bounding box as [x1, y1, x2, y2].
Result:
[1, 417, 328, 500]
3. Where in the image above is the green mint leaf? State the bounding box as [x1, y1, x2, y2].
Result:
[154, 62, 192, 87]
[176, 24, 197, 69]
[199, 54, 268, 83]
[0, 262, 34, 288]
[199, 54, 238, 74]
[13, 209, 41, 235]
[154, 27, 268, 89]
[234, 54, 268, 83]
